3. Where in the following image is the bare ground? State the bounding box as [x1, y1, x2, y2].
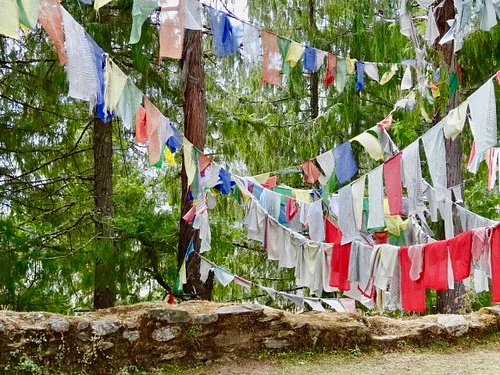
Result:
[176, 337, 500, 375]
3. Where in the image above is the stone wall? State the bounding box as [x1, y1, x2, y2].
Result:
[1, 301, 500, 374]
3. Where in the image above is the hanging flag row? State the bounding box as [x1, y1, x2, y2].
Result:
[180, 252, 358, 313]
[1, 0, 450, 115]
[176, 72, 498, 267]
[0, 0, 194, 169]
[243, 72, 500, 198]
[230, 173, 500, 313]
[153, 2, 421, 93]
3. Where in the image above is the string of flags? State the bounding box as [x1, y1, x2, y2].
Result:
[176, 71, 500, 312]
[177, 164, 499, 313]
[6, 0, 500, 235]
[0, 0, 452, 100]
[176, 232, 358, 313]
[219, 174, 500, 313]
[181, 252, 358, 313]
[251, 71, 500, 196]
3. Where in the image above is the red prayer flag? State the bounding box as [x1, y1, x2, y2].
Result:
[323, 53, 337, 86]
[400, 246, 426, 312]
[490, 226, 500, 302]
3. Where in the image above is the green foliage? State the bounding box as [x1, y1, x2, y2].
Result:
[0, 0, 499, 314]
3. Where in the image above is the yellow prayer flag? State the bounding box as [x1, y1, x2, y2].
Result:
[94, 0, 112, 11]
[183, 138, 196, 186]
[0, 0, 20, 39]
[346, 58, 356, 75]
[379, 64, 398, 85]
[165, 147, 176, 166]
[285, 41, 304, 67]
[351, 132, 384, 161]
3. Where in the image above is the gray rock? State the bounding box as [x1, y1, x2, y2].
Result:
[484, 305, 500, 316]
[0, 322, 5, 332]
[437, 315, 469, 336]
[277, 330, 295, 338]
[76, 332, 89, 342]
[215, 304, 264, 315]
[48, 317, 70, 333]
[20, 325, 44, 331]
[77, 321, 90, 330]
[152, 326, 181, 342]
[213, 333, 252, 347]
[263, 339, 289, 349]
[91, 319, 121, 336]
[34, 313, 45, 320]
[98, 341, 114, 351]
[192, 314, 218, 325]
[122, 330, 140, 342]
[161, 350, 187, 360]
[146, 309, 190, 323]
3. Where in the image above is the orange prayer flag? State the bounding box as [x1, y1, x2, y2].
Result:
[159, 0, 185, 60]
[144, 97, 162, 165]
[300, 160, 321, 184]
[261, 30, 281, 87]
[38, 0, 67, 65]
[377, 113, 393, 130]
[198, 154, 212, 174]
[135, 105, 148, 142]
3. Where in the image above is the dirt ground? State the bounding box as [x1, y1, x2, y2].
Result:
[175, 339, 500, 375]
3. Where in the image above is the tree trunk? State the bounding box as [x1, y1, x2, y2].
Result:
[310, 71, 319, 119]
[93, 118, 116, 309]
[308, 0, 319, 119]
[433, 0, 465, 314]
[177, 28, 213, 300]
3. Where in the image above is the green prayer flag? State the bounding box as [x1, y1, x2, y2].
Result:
[448, 72, 459, 96]
[277, 37, 291, 75]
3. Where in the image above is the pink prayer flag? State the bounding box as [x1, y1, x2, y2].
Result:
[38, 0, 67, 65]
[377, 113, 393, 130]
[467, 141, 477, 170]
[182, 205, 196, 223]
[487, 148, 496, 190]
[135, 105, 148, 143]
[144, 97, 162, 165]
[262, 175, 278, 189]
[198, 154, 212, 174]
[233, 276, 252, 289]
[159, 0, 185, 60]
[496, 70, 500, 84]
[383, 152, 403, 215]
[300, 160, 321, 184]
[490, 225, 500, 303]
[261, 30, 281, 86]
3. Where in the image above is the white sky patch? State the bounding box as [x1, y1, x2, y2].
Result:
[205, 0, 249, 22]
